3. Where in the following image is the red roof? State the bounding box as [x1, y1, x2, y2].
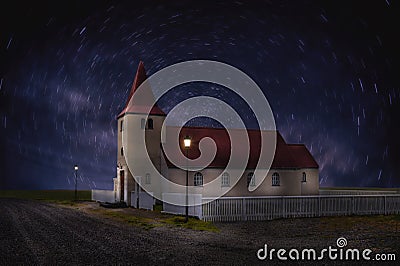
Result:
[287, 144, 319, 168]
[121, 62, 318, 169]
[118, 61, 165, 118]
[162, 126, 318, 169]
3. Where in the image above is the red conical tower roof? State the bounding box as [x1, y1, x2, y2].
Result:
[118, 61, 165, 118]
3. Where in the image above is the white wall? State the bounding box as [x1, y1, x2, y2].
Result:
[131, 192, 155, 210]
[162, 193, 203, 218]
[92, 189, 116, 203]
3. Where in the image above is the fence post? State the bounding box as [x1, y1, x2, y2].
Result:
[318, 196, 321, 217]
[384, 195, 387, 215]
[282, 197, 286, 218]
[352, 196, 355, 215]
[242, 198, 247, 221]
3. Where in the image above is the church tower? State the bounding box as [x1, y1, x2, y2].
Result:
[115, 61, 166, 206]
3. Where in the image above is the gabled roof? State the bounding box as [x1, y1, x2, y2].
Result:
[287, 144, 319, 168]
[162, 126, 318, 169]
[118, 61, 165, 118]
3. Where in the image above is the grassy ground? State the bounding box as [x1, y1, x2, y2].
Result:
[0, 190, 91, 205]
[0, 190, 218, 232]
[89, 208, 159, 230]
[83, 203, 219, 232]
[1, 198, 398, 265]
[2, 189, 398, 234]
[162, 216, 219, 232]
[317, 214, 400, 236]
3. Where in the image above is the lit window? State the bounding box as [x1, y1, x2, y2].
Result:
[145, 173, 151, 184]
[120, 120, 124, 132]
[221, 172, 230, 187]
[141, 118, 145, 129]
[302, 172, 306, 182]
[147, 118, 154, 129]
[194, 172, 203, 186]
[247, 172, 255, 187]
[120, 147, 124, 156]
[272, 172, 280, 186]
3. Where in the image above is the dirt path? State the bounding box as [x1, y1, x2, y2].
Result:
[0, 199, 398, 265]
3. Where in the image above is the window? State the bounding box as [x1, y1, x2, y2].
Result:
[221, 172, 230, 187]
[120, 147, 124, 156]
[272, 172, 280, 186]
[120, 120, 124, 132]
[141, 118, 146, 129]
[247, 172, 255, 187]
[147, 118, 154, 129]
[145, 173, 151, 184]
[302, 172, 306, 182]
[194, 172, 203, 186]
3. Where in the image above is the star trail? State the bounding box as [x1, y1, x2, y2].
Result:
[0, 0, 399, 190]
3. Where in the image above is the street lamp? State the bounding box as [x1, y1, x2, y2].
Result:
[183, 136, 191, 223]
[74, 165, 79, 201]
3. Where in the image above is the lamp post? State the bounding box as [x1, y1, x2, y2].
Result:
[74, 165, 79, 201]
[183, 136, 191, 223]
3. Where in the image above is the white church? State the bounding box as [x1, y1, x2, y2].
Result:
[112, 61, 319, 208]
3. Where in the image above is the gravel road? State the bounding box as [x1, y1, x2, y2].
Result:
[0, 198, 398, 265]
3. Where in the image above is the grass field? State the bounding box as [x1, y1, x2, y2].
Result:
[88, 206, 219, 232]
[0, 190, 91, 203]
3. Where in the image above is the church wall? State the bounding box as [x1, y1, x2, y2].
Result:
[300, 168, 319, 195]
[165, 167, 319, 197]
[117, 114, 166, 205]
[117, 114, 319, 202]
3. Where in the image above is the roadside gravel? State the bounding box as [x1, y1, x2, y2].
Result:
[0, 198, 398, 265]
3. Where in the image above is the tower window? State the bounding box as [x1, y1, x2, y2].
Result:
[147, 118, 154, 129]
[302, 172, 307, 182]
[247, 172, 255, 187]
[272, 172, 280, 186]
[221, 172, 230, 187]
[120, 147, 124, 156]
[145, 173, 151, 184]
[120, 120, 124, 132]
[194, 172, 203, 186]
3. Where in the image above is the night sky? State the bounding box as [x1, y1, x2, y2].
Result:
[1, 0, 399, 190]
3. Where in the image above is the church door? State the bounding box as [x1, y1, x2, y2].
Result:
[120, 170, 125, 201]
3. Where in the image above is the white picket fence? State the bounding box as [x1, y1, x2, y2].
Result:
[90, 189, 400, 222]
[162, 193, 203, 219]
[131, 192, 155, 210]
[202, 195, 400, 222]
[92, 189, 116, 203]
